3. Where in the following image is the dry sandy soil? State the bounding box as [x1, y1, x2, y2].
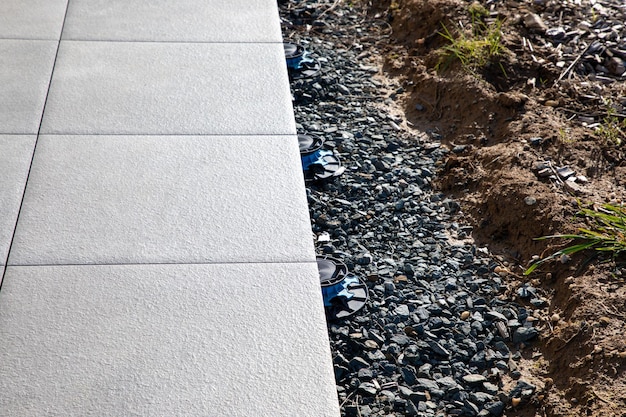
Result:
[364, 0, 626, 415]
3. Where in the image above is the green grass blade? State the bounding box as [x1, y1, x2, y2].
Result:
[534, 234, 589, 240]
[526, 202, 626, 275]
[559, 241, 599, 255]
[523, 261, 542, 275]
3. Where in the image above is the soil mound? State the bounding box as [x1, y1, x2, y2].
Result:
[377, 0, 626, 415]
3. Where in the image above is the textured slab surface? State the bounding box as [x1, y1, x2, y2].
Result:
[10, 135, 313, 265]
[0, 263, 339, 417]
[41, 42, 295, 135]
[63, 0, 281, 42]
[0, 135, 36, 265]
[0, 0, 67, 40]
[0, 40, 57, 134]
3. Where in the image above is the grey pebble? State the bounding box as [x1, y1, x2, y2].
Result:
[462, 374, 487, 384]
[512, 327, 538, 343]
[358, 382, 378, 396]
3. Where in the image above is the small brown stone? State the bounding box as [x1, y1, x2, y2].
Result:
[497, 92, 528, 107]
[367, 274, 379, 283]
[404, 326, 417, 337]
[394, 274, 408, 283]
[460, 311, 471, 320]
[607, 57, 626, 75]
[494, 266, 508, 276]
[524, 13, 548, 31]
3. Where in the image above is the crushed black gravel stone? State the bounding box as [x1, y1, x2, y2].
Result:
[279, 2, 542, 416]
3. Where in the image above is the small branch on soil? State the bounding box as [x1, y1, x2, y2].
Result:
[523, 37, 533, 52]
[317, 0, 342, 20]
[555, 321, 588, 352]
[561, 108, 626, 120]
[547, 164, 564, 186]
[434, 85, 443, 120]
[554, 43, 591, 86]
[484, 156, 502, 167]
[339, 390, 356, 408]
[598, 301, 626, 320]
[592, 389, 613, 404]
[372, 20, 393, 38]
[522, 37, 538, 62]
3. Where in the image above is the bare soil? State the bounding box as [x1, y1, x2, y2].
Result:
[367, 0, 626, 415]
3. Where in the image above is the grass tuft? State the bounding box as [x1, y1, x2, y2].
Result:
[436, 13, 506, 74]
[525, 202, 626, 275]
[596, 105, 626, 146]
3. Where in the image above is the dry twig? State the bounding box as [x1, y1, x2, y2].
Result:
[317, 0, 342, 20]
[554, 43, 591, 85]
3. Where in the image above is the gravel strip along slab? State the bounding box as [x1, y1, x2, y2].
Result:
[280, 2, 544, 417]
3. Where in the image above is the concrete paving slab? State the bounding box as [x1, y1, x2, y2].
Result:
[0, 135, 36, 265]
[0, 263, 339, 417]
[40, 42, 295, 135]
[63, 0, 281, 42]
[9, 135, 314, 265]
[0, 40, 57, 134]
[0, 0, 67, 40]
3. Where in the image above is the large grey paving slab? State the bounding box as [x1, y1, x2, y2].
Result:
[41, 42, 295, 135]
[0, 40, 58, 134]
[0, 263, 339, 417]
[63, 0, 281, 42]
[0, 135, 36, 265]
[0, 0, 67, 40]
[9, 135, 314, 265]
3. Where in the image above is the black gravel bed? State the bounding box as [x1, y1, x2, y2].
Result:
[279, 2, 543, 416]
